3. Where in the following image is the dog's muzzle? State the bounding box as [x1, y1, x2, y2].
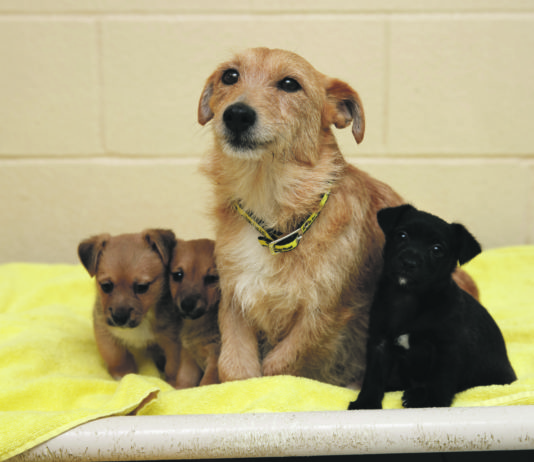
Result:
[390, 250, 424, 286]
[179, 295, 207, 320]
[222, 103, 259, 150]
[400, 254, 419, 272]
[107, 306, 136, 328]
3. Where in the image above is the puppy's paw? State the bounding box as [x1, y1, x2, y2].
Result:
[348, 396, 382, 410]
[175, 377, 200, 389]
[107, 355, 137, 380]
[402, 387, 428, 408]
[402, 386, 453, 408]
[109, 365, 136, 381]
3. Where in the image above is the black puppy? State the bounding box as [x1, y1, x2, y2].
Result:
[349, 204, 516, 409]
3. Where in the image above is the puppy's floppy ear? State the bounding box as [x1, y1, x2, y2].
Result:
[451, 223, 482, 265]
[377, 204, 416, 235]
[144, 229, 177, 266]
[198, 72, 216, 126]
[325, 78, 365, 144]
[77, 234, 110, 277]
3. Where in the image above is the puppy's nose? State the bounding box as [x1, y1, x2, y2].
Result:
[180, 295, 199, 315]
[223, 103, 256, 134]
[401, 257, 418, 271]
[109, 307, 133, 327]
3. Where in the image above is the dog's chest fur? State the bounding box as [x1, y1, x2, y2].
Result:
[230, 226, 311, 322]
[375, 279, 458, 349]
[110, 310, 157, 349]
[222, 212, 362, 342]
[379, 288, 420, 333]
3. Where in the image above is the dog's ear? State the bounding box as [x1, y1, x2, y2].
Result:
[451, 223, 482, 265]
[144, 229, 177, 266]
[77, 234, 110, 277]
[325, 78, 365, 144]
[198, 73, 216, 126]
[377, 204, 415, 235]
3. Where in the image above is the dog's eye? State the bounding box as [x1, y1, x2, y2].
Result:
[100, 282, 114, 294]
[277, 77, 302, 93]
[222, 69, 239, 86]
[204, 274, 219, 285]
[395, 231, 409, 242]
[430, 244, 445, 258]
[134, 282, 150, 295]
[172, 270, 184, 282]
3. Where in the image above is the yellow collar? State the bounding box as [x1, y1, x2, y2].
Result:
[232, 188, 331, 255]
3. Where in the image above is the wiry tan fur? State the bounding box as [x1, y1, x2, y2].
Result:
[198, 47, 475, 387]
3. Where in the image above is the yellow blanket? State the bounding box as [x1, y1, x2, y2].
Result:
[1, 246, 533, 460]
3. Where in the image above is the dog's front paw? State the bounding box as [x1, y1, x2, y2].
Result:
[402, 387, 428, 408]
[402, 386, 454, 408]
[107, 357, 137, 381]
[261, 350, 295, 377]
[262, 360, 292, 377]
[218, 349, 261, 382]
[348, 396, 382, 410]
[219, 365, 261, 382]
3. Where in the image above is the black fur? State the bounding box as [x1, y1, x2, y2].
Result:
[349, 204, 516, 409]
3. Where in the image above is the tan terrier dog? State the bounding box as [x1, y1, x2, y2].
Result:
[198, 47, 478, 386]
[78, 229, 183, 385]
[169, 238, 220, 388]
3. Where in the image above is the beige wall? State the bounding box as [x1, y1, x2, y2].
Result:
[0, 0, 533, 264]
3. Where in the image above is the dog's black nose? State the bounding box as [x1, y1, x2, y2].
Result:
[223, 103, 256, 134]
[401, 257, 418, 270]
[180, 295, 207, 319]
[180, 295, 199, 314]
[109, 307, 133, 327]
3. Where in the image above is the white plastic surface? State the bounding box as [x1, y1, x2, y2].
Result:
[10, 406, 534, 460]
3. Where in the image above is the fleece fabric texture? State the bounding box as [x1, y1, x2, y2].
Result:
[0, 246, 533, 460]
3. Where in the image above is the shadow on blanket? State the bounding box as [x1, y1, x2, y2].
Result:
[1, 246, 533, 461]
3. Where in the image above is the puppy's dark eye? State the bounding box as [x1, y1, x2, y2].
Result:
[430, 244, 445, 258]
[172, 270, 184, 282]
[395, 231, 409, 242]
[134, 282, 150, 295]
[222, 69, 239, 86]
[204, 274, 219, 285]
[100, 282, 114, 294]
[277, 77, 302, 93]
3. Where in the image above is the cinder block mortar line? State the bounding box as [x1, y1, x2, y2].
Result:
[2, 11, 534, 19]
[382, 16, 391, 152]
[0, 155, 530, 165]
[96, 20, 107, 155]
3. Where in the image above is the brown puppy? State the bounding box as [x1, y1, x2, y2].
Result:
[169, 238, 220, 388]
[198, 47, 476, 386]
[78, 229, 182, 385]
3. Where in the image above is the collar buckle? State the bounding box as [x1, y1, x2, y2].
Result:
[268, 228, 304, 255]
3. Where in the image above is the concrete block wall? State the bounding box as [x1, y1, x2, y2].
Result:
[0, 0, 532, 263]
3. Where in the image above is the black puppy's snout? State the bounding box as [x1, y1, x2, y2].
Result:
[401, 257, 418, 270]
[398, 250, 422, 272]
[223, 103, 256, 134]
[108, 307, 133, 327]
